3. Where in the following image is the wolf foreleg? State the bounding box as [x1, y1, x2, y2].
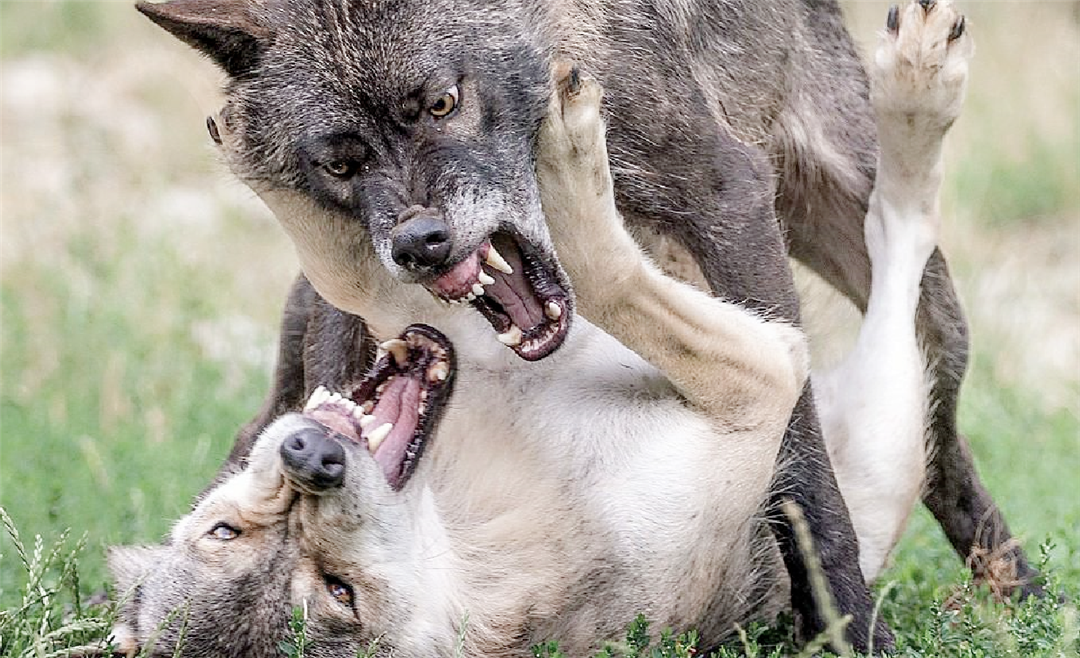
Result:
[537, 68, 808, 433]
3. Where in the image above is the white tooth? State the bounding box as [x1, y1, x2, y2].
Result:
[485, 246, 513, 274]
[366, 423, 393, 452]
[361, 400, 375, 413]
[497, 325, 523, 347]
[358, 414, 376, 428]
[417, 403, 427, 416]
[465, 292, 476, 302]
[379, 338, 408, 365]
[304, 385, 330, 411]
[545, 301, 562, 320]
[428, 361, 449, 382]
[478, 272, 495, 286]
[471, 282, 485, 297]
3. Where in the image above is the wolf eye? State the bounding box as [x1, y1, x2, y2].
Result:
[208, 522, 240, 540]
[429, 85, 459, 118]
[324, 575, 354, 608]
[324, 160, 357, 179]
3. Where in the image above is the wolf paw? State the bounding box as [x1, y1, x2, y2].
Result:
[537, 65, 635, 286]
[873, 0, 973, 136]
[538, 64, 609, 195]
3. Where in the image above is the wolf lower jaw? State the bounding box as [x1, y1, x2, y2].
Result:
[243, 359, 785, 654]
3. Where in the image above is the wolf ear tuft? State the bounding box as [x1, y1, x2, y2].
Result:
[136, 0, 270, 77]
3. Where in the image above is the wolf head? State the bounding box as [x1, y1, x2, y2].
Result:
[108, 432, 298, 657]
[138, 0, 575, 359]
[108, 326, 460, 656]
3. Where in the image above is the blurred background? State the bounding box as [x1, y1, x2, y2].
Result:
[1, 0, 1078, 600]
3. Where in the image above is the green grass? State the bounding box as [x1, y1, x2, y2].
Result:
[2, 1, 1078, 656]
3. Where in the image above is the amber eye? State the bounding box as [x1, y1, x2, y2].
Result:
[429, 85, 459, 118]
[324, 160, 356, 179]
[325, 575, 354, 608]
[208, 522, 240, 540]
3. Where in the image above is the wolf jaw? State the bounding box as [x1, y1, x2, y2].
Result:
[427, 231, 572, 361]
[302, 324, 455, 490]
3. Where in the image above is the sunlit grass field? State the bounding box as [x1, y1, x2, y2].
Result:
[1, 1, 1077, 655]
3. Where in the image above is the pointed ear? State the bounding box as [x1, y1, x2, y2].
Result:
[107, 545, 164, 596]
[136, 0, 270, 77]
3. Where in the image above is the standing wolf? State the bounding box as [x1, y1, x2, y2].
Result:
[129, 0, 1041, 652]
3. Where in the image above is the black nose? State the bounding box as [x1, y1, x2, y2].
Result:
[280, 427, 346, 491]
[391, 209, 452, 270]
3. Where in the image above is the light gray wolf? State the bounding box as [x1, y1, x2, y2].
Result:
[117, 0, 1041, 653]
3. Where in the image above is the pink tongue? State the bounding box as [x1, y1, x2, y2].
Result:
[364, 376, 422, 482]
[431, 251, 481, 299]
[484, 274, 543, 328]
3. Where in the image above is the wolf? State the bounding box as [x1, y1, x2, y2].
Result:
[125, 0, 1041, 652]
[105, 4, 1012, 654]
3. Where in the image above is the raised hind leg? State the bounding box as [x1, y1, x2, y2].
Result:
[878, 0, 1044, 595]
[785, 0, 1044, 596]
[814, 0, 975, 581]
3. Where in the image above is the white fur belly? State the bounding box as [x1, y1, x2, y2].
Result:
[420, 319, 783, 633]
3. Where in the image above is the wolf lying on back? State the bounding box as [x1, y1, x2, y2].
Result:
[108, 5, 975, 654]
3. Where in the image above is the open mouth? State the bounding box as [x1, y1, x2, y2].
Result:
[300, 325, 455, 491]
[425, 231, 572, 361]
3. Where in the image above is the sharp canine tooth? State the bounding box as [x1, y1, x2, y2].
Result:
[428, 361, 449, 382]
[379, 338, 408, 365]
[545, 301, 562, 320]
[366, 423, 393, 452]
[478, 272, 495, 285]
[485, 246, 513, 274]
[471, 282, 485, 297]
[358, 414, 376, 428]
[304, 385, 330, 411]
[497, 325, 523, 347]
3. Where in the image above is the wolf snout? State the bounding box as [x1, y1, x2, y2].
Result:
[391, 206, 452, 271]
[280, 426, 347, 491]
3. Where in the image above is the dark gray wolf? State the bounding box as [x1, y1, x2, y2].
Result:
[115, 0, 1040, 653]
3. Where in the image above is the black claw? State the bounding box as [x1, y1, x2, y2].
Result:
[948, 15, 966, 42]
[886, 4, 900, 32]
[206, 116, 222, 145]
[567, 66, 582, 96]
[919, 0, 936, 13]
